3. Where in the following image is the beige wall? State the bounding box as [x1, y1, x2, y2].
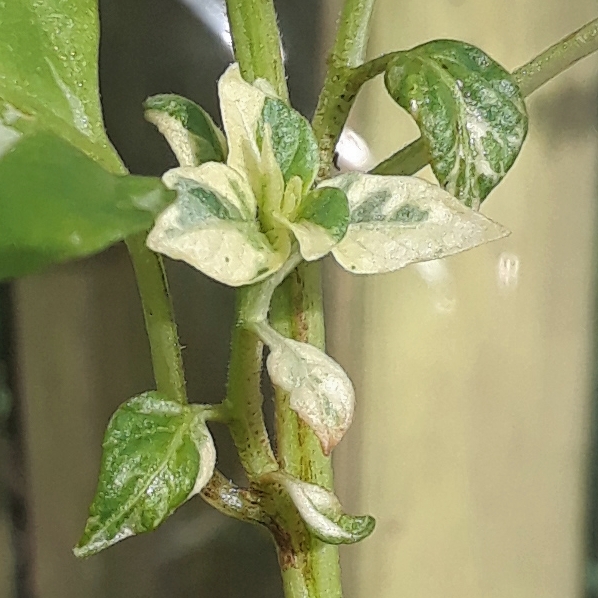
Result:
[332, 2, 598, 597]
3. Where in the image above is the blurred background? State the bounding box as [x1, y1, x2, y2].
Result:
[1, 0, 598, 596]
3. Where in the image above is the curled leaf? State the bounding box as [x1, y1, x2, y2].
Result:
[255, 323, 354, 454]
[282, 475, 375, 545]
[320, 173, 509, 274]
[147, 164, 289, 287]
[384, 40, 528, 208]
[74, 393, 216, 558]
[144, 94, 227, 166]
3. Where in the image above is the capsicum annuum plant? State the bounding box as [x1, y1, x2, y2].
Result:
[1, 0, 597, 596]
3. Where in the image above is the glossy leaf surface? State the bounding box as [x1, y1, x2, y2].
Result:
[0, 132, 174, 281]
[385, 40, 528, 208]
[0, 0, 116, 164]
[75, 393, 216, 558]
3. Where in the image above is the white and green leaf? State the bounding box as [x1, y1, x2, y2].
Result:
[281, 475, 375, 545]
[320, 173, 509, 274]
[147, 165, 289, 287]
[74, 392, 216, 558]
[384, 40, 528, 208]
[285, 187, 350, 261]
[218, 64, 266, 194]
[217, 63, 319, 198]
[144, 94, 227, 167]
[257, 96, 319, 191]
[254, 322, 354, 454]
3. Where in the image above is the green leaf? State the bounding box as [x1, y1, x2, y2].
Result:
[384, 40, 528, 208]
[144, 95, 228, 167]
[254, 322, 354, 454]
[320, 173, 509, 274]
[74, 392, 216, 558]
[147, 164, 290, 287]
[281, 475, 375, 545]
[258, 97, 318, 191]
[286, 186, 350, 261]
[0, 0, 117, 166]
[0, 132, 175, 281]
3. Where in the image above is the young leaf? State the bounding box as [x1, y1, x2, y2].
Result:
[320, 173, 509, 274]
[147, 165, 290, 287]
[286, 187, 350, 261]
[0, 132, 175, 281]
[144, 94, 227, 167]
[218, 64, 319, 196]
[282, 475, 375, 545]
[257, 97, 319, 191]
[218, 64, 266, 193]
[0, 0, 117, 166]
[255, 323, 354, 454]
[384, 40, 528, 208]
[74, 393, 216, 558]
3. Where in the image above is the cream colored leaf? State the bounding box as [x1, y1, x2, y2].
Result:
[320, 173, 509, 274]
[218, 64, 265, 194]
[255, 323, 354, 454]
[147, 169, 288, 287]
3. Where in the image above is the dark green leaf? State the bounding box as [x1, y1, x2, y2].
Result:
[144, 94, 228, 167]
[0, 0, 118, 167]
[74, 392, 216, 558]
[258, 98, 318, 190]
[384, 40, 528, 208]
[0, 132, 174, 281]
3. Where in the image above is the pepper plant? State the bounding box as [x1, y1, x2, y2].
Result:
[1, 0, 598, 596]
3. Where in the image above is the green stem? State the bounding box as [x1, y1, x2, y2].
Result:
[371, 16, 598, 176]
[223, 288, 278, 479]
[224, 0, 289, 102]
[98, 151, 188, 406]
[126, 233, 187, 404]
[312, 0, 376, 180]
[221, 0, 288, 483]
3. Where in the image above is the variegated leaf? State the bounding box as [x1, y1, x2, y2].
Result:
[320, 173, 509, 274]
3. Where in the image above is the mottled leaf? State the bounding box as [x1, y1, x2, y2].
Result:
[255, 322, 354, 454]
[258, 97, 318, 191]
[320, 173, 509, 274]
[147, 164, 290, 287]
[74, 392, 216, 558]
[385, 40, 528, 208]
[0, 132, 174, 281]
[144, 94, 227, 167]
[282, 475, 375, 545]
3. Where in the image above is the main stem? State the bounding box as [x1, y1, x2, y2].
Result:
[224, 0, 371, 597]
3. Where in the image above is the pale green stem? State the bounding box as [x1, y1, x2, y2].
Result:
[96, 149, 188, 406]
[125, 233, 187, 404]
[372, 16, 598, 176]
[224, 0, 289, 102]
